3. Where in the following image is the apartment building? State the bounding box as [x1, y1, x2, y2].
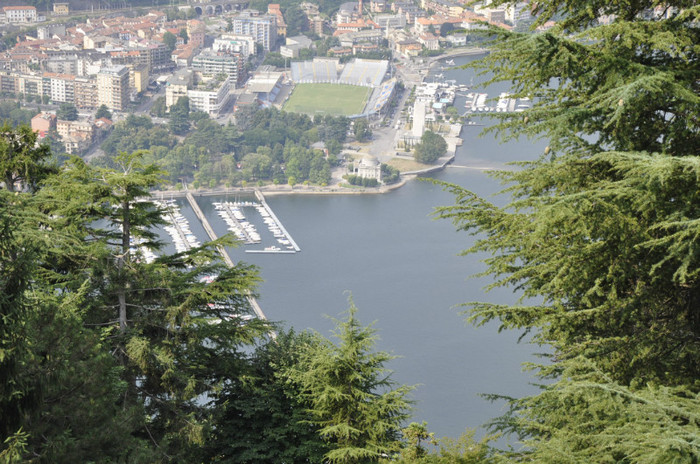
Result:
[187, 76, 231, 116]
[97, 65, 129, 111]
[232, 11, 278, 51]
[74, 77, 98, 109]
[192, 50, 244, 86]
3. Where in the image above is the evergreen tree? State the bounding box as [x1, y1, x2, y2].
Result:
[46, 153, 268, 459]
[285, 300, 413, 463]
[56, 103, 78, 121]
[205, 330, 330, 463]
[95, 104, 112, 120]
[0, 123, 55, 192]
[169, 96, 191, 135]
[437, 0, 700, 461]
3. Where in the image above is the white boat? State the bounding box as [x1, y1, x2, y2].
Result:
[445, 59, 455, 65]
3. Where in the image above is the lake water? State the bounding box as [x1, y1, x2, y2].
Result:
[165, 55, 548, 440]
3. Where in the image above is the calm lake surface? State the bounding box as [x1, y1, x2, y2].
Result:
[167, 55, 549, 440]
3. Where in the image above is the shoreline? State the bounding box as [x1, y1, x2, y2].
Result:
[150, 154, 456, 199]
[151, 49, 486, 200]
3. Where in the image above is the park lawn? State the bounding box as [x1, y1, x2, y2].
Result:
[284, 83, 371, 116]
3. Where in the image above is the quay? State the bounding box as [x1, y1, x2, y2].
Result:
[185, 191, 269, 324]
[254, 190, 301, 252]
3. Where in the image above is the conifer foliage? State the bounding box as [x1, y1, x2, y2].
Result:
[285, 300, 414, 463]
[437, 1, 700, 461]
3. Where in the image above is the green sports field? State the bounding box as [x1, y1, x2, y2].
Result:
[283, 83, 371, 116]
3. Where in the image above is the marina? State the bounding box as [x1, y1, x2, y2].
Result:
[213, 201, 262, 244]
[155, 199, 201, 254]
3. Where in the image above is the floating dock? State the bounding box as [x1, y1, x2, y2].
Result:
[185, 191, 269, 325]
[254, 190, 301, 252]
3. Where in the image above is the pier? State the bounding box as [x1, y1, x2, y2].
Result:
[185, 191, 269, 323]
[254, 190, 301, 252]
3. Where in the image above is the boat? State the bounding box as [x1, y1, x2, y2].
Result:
[435, 73, 444, 78]
[445, 59, 455, 65]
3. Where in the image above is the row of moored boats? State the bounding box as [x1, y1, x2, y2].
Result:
[155, 199, 201, 254]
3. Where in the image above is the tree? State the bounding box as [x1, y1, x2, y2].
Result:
[95, 104, 112, 120]
[353, 118, 372, 142]
[56, 103, 78, 121]
[169, 96, 190, 135]
[0, 123, 55, 192]
[40, 152, 269, 460]
[436, 0, 700, 461]
[285, 5, 308, 36]
[179, 28, 188, 44]
[284, 300, 413, 463]
[413, 130, 446, 163]
[162, 31, 177, 52]
[205, 331, 330, 463]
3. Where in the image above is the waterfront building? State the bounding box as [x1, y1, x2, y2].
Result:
[97, 65, 129, 111]
[349, 155, 382, 181]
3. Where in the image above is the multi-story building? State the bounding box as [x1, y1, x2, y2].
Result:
[212, 34, 256, 58]
[3, 6, 37, 24]
[232, 11, 277, 51]
[186, 19, 206, 48]
[129, 64, 149, 93]
[187, 76, 231, 116]
[43, 73, 75, 103]
[97, 65, 129, 111]
[74, 77, 98, 109]
[165, 69, 193, 109]
[192, 50, 244, 86]
[19, 74, 43, 99]
[267, 4, 287, 38]
[0, 72, 20, 96]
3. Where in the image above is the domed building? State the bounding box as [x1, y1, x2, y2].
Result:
[349, 155, 382, 182]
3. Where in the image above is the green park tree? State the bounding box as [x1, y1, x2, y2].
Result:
[414, 130, 447, 163]
[436, 0, 700, 461]
[284, 300, 413, 463]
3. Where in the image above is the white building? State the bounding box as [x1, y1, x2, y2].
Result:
[213, 34, 256, 58]
[44, 73, 75, 103]
[350, 155, 382, 181]
[188, 77, 231, 116]
[3, 6, 37, 24]
[232, 11, 277, 52]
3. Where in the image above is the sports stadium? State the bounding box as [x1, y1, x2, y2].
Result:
[284, 57, 396, 118]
